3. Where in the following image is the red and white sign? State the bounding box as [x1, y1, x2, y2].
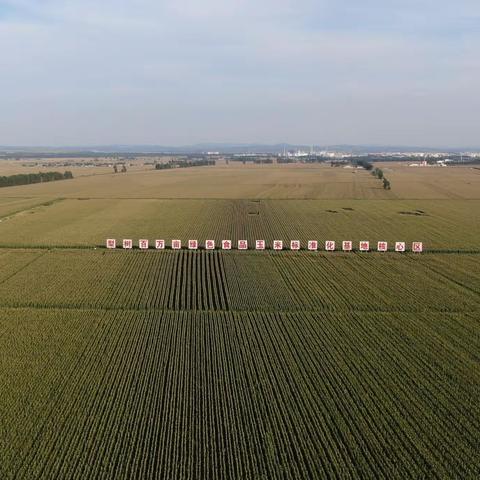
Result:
[395, 242, 406, 252]
[412, 242, 423, 253]
[290, 240, 300, 251]
[155, 239, 165, 250]
[377, 241, 388, 252]
[139, 239, 149, 250]
[188, 239, 198, 250]
[273, 240, 283, 251]
[359, 241, 370, 252]
[222, 240, 232, 250]
[256, 240, 266, 250]
[238, 240, 248, 250]
[172, 239, 182, 250]
[325, 240, 336, 251]
[308, 240, 318, 251]
[122, 239, 132, 249]
[342, 241, 353, 252]
[205, 240, 215, 250]
[106, 239, 116, 249]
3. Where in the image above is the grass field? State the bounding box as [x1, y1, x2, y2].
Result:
[0, 163, 478, 479]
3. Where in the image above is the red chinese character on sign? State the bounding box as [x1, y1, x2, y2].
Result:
[290, 240, 300, 250]
[123, 239, 132, 249]
[188, 240, 198, 250]
[155, 239, 165, 250]
[308, 240, 318, 251]
[377, 241, 388, 252]
[325, 240, 336, 251]
[395, 241, 405, 252]
[172, 239, 182, 250]
[342, 241, 352, 251]
[273, 240, 283, 250]
[256, 240, 265, 250]
[139, 239, 149, 250]
[205, 240, 215, 250]
[222, 240, 232, 250]
[238, 240, 248, 250]
[106, 239, 116, 249]
[412, 242, 423, 253]
[359, 241, 370, 252]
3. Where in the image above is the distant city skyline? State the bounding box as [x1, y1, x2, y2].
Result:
[0, 0, 479, 147]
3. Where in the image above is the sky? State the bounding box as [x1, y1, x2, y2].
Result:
[0, 0, 479, 147]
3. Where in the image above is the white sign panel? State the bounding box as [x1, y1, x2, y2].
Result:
[256, 240, 266, 250]
[395, 241, 405, 252]
[377, 241, 388, 252]
[172, 239, 182, 250]
[122, 239, 132, 249]
[273, 240, 283, 251]
[412, 242, 423, 253]
[155, 239, 165, 250]
[222, 240, 232, 250]
[308, 240, 318, 251]
[106, 239, 116, 249]
[325, 240, 336, 251]
[290, 240, 300, 251]
[238, 240, 248, 250]
[139, 239, 149, 250]
[359, 241, 370, 252]
[205, 240, 215, 250]
[188, 240, 198, 250]
[342, 241, 352, 252]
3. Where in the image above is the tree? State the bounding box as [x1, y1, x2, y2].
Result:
[383, 178, 391, 190]
[121, 165, 127, 173]
[113, 165, 118, 173]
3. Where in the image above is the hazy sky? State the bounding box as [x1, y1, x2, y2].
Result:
[0, 0, 479, 147]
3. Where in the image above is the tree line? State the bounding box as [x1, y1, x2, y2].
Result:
[0, 171, 73, 188]
[155, 159, 215, 170]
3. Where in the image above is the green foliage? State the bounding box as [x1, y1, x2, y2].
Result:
[0, 171, 73, 188]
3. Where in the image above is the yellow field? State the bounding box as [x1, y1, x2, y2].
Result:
[0, 163, 478, 200]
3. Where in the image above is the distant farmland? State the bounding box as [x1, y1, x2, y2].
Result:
[0, 162, 478, 479]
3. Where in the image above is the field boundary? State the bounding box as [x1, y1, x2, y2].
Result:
[0, 304, 477, 315]
[0, 245, 479, 255]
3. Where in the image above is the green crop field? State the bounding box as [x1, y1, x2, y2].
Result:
[0, 163, 479, 479]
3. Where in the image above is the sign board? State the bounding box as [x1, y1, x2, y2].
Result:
[139, 239, 149, 250]
[377, 241, 388, 252]
[238, 240, 248, 250]
[395, 242, 405, 252]
[412, 242, 423, 253]
[256, 240, 266, 250]
[342, 241, 352, 251]
[106, 239, 116, 249]
[290, 240, 300, 251]
[222, 240, 232, 250]
[155, 239, 165, 250]
[359, 241, 370, 252]
[205, 240, 215, 250]
[307, 240, 318, 251]
[122, 239, 132, 249]
[172, 239, 182, 250]
[188, 240, 198, 250]
[273, 240, 283, 251]
[325, 240, 335, 251]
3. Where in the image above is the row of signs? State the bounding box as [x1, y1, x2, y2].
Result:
[106, 239, 424, 253]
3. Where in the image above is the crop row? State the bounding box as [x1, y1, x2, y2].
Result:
[0, 250, 477, 313]
[1, 309, 478, 479]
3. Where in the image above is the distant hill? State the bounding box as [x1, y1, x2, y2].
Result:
[0, 143, 478, 155]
